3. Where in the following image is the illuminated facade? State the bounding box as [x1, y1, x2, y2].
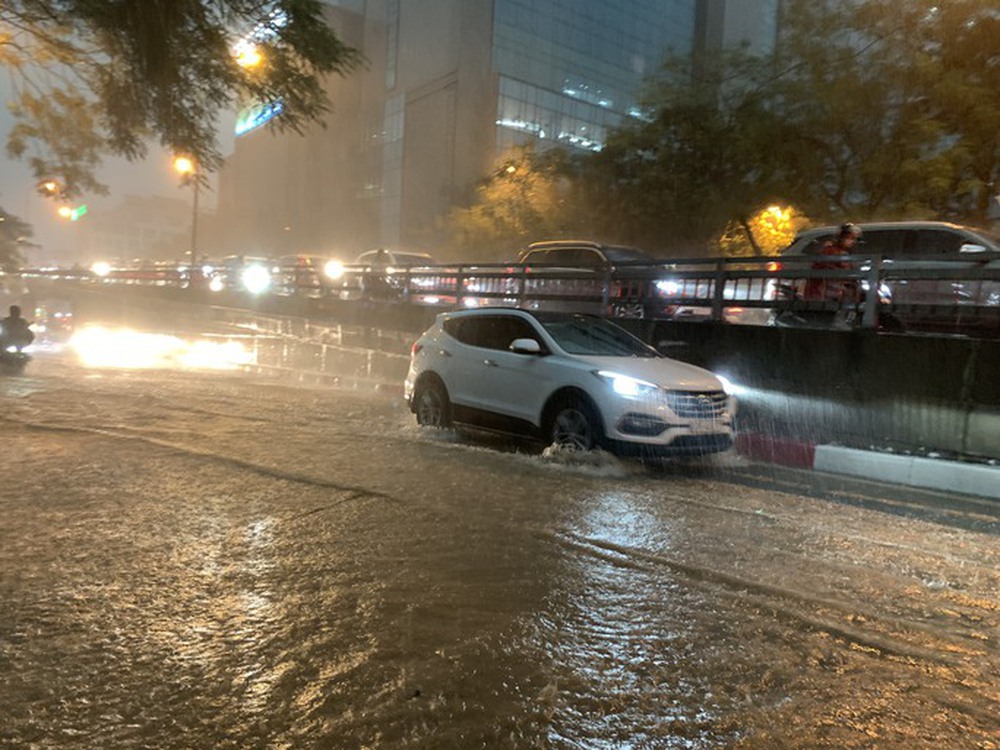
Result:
[213, 0, 779, 260]
[492, 2, 695, 152]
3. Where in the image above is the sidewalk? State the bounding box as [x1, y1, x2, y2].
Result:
[736, 433, 1000, 501]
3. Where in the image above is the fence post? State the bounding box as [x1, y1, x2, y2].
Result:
[710, 260, 726, 322]
[860, 259, 882, 329]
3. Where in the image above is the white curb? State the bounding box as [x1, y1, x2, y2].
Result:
[814, 445, 1000, 500]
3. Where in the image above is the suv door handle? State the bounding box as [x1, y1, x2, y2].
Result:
[438, 348, 452, 357]
[484, 358, 498, 367]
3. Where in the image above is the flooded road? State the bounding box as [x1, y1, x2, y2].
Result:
[2, 354, 998, 749]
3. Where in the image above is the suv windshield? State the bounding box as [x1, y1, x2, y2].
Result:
[536, 314, 659, 357]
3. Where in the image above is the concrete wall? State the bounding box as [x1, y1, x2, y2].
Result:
[618, 320, 1000, 461]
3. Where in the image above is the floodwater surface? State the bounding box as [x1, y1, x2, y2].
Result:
[1, 355, 998, 749]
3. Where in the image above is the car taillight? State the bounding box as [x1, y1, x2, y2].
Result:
[411, 342, 423, 356]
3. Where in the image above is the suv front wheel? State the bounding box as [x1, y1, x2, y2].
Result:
[547, 395, 604, 451]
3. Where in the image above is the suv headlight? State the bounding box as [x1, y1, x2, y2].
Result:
[594, 370, 659, 397]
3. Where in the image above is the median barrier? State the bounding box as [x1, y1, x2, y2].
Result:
[22, 277, 1000, 464]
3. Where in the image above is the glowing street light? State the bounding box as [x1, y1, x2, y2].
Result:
[173, 156, 195, 176]
[37, 179, 62, 198]
[234, 40, 263, 69]
[173, 155, 200, 275]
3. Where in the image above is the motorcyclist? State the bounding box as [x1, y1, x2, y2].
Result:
[0, 305, 35, 350]
[802, 222, 862, 304]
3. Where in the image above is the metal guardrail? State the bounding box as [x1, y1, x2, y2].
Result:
[13, 252, 1000, 335]
[330, 254, 1000, 334]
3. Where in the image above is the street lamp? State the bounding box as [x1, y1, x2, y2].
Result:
[173, 155, 200, 275]
[37, 179, 62, 198]
[234, 40, 263, 69]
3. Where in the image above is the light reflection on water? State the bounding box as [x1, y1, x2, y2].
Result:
[233, 517, 279, 715]
[579, 490, 676, 551]
[529, 490, 728, 747]
[10, 361, 996, 747]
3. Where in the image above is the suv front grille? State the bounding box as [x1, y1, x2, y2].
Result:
[663, 390, 728, 420]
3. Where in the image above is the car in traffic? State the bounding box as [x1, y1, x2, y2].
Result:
[405, 307, 736, 457]
[779, 220, 1000, 333]
[216, 255, 277, 294]
[782, 220, 1000, 258]
[512, 240, 665, 318]
[273, 254, 326, 298]
[333, 248, 450, 303]
[355, 248, 437, 268]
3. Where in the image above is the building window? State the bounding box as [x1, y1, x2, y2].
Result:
[385, 0, 400, 91]
[380, 93, 405, 243]
[491, 0, 696, 152]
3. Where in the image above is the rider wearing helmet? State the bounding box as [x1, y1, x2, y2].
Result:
[803, 223, 863, 303]
[0, 305, 35, 349]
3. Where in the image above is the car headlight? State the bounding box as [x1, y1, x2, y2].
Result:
[715, 375, 743, 397]
[323, 260, 345, 280]
[655, 280, 681, 296]
[594, 370, 660, 397]
[241, 265, 272, 294]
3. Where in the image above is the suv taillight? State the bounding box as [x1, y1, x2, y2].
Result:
[411, 342, 423, 356]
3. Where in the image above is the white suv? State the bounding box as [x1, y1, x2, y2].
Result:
[405, 308, 735, 457]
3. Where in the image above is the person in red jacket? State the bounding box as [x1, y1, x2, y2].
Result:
[803, 222, 862, 303]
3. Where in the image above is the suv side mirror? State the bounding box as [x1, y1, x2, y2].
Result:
[510, 338, 542, 354]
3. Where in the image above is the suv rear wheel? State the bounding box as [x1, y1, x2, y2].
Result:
[547, 395, 603, 451]
[414, 377, 452, 428]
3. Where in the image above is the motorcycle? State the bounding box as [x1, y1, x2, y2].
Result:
[0, 344, 31, 375]
[771, 278, 903, 332]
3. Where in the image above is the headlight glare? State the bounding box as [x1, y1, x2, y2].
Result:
[241, 265, 271, 294]
[595, 370, 659, 397]
[323, 260, 345, 280]
[655, 280, 681, 296]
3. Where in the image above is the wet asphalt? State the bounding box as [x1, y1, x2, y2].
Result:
[1, 356, 998, 749]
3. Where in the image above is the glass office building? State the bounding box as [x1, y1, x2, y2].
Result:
[492, 0, 695, 153]
[373, 0, 698, 247]
[218, 0, 776, 257]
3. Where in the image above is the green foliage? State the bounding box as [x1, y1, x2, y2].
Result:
[580, 48, 797, 256]
[442, 145, 580, 262]
[1, 0, 362, 196]
[714, 206, 812, 258]
[0, 208, 32, 271]
[443, 1, 998, 259]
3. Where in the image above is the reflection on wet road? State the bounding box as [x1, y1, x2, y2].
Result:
[1, 354, 998, 748]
